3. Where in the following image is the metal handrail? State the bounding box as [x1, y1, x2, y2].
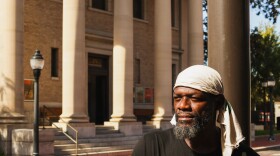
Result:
[42, 105, 58, 128]
[42, 105, 79, 155]
[52, 122, 79, 155]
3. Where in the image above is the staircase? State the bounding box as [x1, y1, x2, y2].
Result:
[53, 125, 159, 155]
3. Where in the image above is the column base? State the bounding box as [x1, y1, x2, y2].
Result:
[0, 113, 26, 124]
[59, 115, 89, 123]
[104, 121, 143, 136]
[109, 115, 137, 122]
[53, 122, 95, 138]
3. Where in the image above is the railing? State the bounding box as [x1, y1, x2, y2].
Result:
[41, 105, 79, 155]
[41, 105, 58, 128]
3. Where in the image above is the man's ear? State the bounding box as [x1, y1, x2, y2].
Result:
[215, 94, 225, 110]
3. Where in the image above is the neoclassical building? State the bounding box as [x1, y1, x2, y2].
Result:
[0, 0, 250, 154]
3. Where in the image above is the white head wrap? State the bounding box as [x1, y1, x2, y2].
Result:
[170, 65, 245, 156]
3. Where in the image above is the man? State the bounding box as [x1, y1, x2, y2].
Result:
[133, 65, 259, 156]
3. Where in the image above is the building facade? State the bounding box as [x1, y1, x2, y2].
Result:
[20, 0, 204, 127]
[0, 0, 250, 154]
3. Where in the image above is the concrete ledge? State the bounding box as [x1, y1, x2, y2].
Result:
[11, 129, 55, 155]
[255, 124, 264, 130]
[0, 124, 31, 155]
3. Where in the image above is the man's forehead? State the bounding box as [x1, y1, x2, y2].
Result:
[173, 86, 215, 97]
[173, 86, 203, 94]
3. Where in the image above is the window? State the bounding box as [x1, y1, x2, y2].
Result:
[51, 48, 59, 77]
[172, 64, 177, 86]
[133, 0, 144, 19]
[171, 0, 175, 27]
[92, 0, 107, 10]
[134, 58, 141, 84]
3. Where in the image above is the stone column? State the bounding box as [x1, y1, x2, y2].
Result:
[208, 0, 250, 145]
[105, 0, 142, 136]
[187, 0, 204, 65]
[0, 1, 27, 154]
[148, 0, 173, 129]
[58, 0, 95, 138]
[180, 0, 188, 68]
[0, 0, 25, 123]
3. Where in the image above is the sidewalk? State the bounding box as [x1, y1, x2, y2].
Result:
[251, 134, 280, 151]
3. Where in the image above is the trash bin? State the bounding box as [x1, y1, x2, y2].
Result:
[277, 117, 280, 130]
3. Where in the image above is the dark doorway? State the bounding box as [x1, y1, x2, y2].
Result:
[88, 54, 109, 125]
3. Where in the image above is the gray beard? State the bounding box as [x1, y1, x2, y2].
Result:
[173, 113, 210, 139]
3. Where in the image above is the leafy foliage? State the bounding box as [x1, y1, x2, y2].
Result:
[202, 0, 280, 64]
[251, 25, 280, 106]
[202, 1, 280, 112]
[203, 0, 208, 65]
[250, 0, 279, 24]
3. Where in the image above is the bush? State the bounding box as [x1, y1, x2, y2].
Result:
[255, 130, 280, 136]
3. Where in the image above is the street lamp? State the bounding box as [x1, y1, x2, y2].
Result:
[30, 50, 44, 156]
[267, 73, 276, 141]
[262, 81, 268, 129]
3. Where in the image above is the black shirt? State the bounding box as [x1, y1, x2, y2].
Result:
[132, 128, 259, 156]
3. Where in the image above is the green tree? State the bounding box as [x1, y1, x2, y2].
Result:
[202, 0, 280, 63]
[203, 0, 208, 65]
[250, 0, 279, 24]
[251, 25, 280, 108]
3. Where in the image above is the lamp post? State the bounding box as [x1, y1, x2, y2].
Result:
[262, 81, 268, 129]
[267, 73, 276, 141]
[30, 50, 44, 156]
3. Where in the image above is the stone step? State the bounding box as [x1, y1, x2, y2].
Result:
[54, 135, 142, 145]
[55, 139, 139, 149]
[95, 126, 120, 134]
[54, 129, 126, 141]
[55, 133, 126, 141]
[95, 125, 115, 130]
[54, 132, 142, 155]
[48, 124, 159, 155]
[54, 145, 134, 155]
[53, 125, 120, 136]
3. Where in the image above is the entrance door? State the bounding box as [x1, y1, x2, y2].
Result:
[88, 54, 109, 125]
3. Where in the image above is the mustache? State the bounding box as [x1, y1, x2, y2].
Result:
[175, 110, 198, 117]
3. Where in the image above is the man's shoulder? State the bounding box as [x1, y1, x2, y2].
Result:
[133, 127, 178, 156]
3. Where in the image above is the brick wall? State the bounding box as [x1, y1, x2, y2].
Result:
[22, 0, 182, 122]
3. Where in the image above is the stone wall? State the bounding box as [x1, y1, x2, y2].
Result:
[12, 129, 55, 156]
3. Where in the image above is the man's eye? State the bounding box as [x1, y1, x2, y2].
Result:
[190, 97, 205, 102]
[173, 96, 182, 101]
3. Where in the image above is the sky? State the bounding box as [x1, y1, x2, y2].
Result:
[250, 7, 280, 33]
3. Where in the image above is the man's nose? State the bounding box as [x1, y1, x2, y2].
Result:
[178, 96, 192, 110]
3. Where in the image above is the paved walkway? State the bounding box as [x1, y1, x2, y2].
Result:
[252, 134, 280, 150]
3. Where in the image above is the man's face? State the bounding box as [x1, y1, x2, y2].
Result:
[173, 87, 216, 139]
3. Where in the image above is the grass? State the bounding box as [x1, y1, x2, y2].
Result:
[255, 130, 280, 136]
